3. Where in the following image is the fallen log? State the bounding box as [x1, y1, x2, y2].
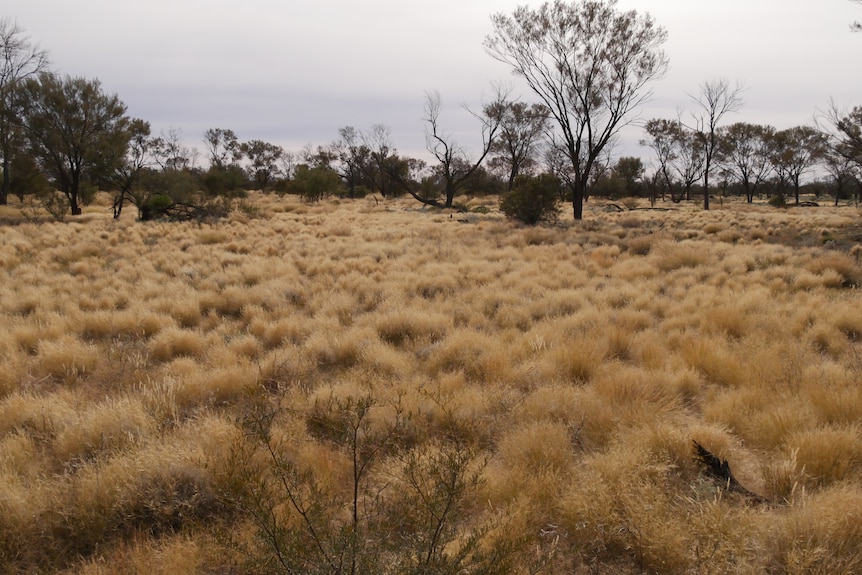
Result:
[692, 440, 768, 503]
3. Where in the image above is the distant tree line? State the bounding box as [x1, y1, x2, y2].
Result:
[1, 2, 861, 224]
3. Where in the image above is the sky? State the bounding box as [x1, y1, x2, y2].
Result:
[5, 0, 861, 166]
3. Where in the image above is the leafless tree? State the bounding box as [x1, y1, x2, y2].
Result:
[486, 0, 669, 220]
[685, 78, 744, 210]
[0, 18, 50, 205]
[279, 150, 296, 181]
[421, 88, 506, 208]
[151, 127, 192, 171]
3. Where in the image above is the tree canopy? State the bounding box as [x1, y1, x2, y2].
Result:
[19, 72, 130, 215]
[486, 0, 669, 219]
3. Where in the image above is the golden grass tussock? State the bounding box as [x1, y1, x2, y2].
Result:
[766, 486, 862, 573]
[652, 239, 715, 271]
[374, 307, 451, 346]
[148, 327, 208, 362]
[53, 396, 155, 465]
[2, 196, 862, 572]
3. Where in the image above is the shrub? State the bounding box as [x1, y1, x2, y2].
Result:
[499, 174, 561, 225]
[293, 164, 342, 202]
[768, 194, 787, 208]
[139, 194, 174, 220]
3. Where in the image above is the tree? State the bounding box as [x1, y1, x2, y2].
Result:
[768, 126, 826, 204]
[640, 118, 680, 201]
[332, 126, 374, 198]
[362, 124, 403, 197]
[641, 119, 705, 202]
[151, 128, 193, 172]
[242, 139, 283, 191]
[614, 156, 645, 197]
[420, 89, 505, 209]
[718, 122, 774, 203]
[685, 78, 744, 210]
[293, 164, 342, 202]
[673, 129, 707, 201]
[103, 118, 153, 219]
[819, 103, 862, 172]
[203, 128, 242, 169]
[488, 100, 549, 190]
[823, 147, 859, 206]
[486, 0, 669, 220]
[0, 18, 50, 205]
[19, 73, 130, 216]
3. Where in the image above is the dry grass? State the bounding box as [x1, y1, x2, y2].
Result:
[1, 193, 861, 573]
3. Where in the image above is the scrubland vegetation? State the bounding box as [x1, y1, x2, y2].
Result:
[1, 193, 862, 574]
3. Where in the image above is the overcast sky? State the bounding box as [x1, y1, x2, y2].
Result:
[6, 0, 861, 164]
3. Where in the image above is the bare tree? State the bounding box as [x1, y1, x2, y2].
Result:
[685, 78, 744, 210]
[151, 127, 192, 172]
[279, 150, 296, 181]
[420, 89, 505, 209]
[486, 0, 668, 220]
[0, 18, 50, 205]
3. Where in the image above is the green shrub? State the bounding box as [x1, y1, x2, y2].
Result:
[499, 174, 561, 225]
[139, 194, 174, 221]
[293, 164, 343, 202]
[768, 194, 787, 208]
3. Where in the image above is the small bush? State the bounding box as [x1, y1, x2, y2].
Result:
[768, 194, 787, 208]
[499, 174, 561, 225]
[139, 194, 174, 221]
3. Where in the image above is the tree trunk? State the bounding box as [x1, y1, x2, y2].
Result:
[113, 189, 126, 219]
[703, 170, 710, 210]
[0, 156, 9, 206]
[572, 185, 584, 220]
[69, 190, 82, 216]
[444, 180, 456, 209]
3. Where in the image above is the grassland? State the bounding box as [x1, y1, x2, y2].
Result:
[1, 193, 862, 574]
